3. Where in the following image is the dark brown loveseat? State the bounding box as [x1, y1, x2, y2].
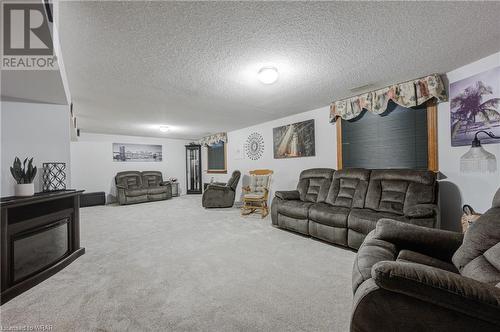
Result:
[271, 168, 438, 250]
[115, 171, 172, 205]
[351, 188, 500, 331]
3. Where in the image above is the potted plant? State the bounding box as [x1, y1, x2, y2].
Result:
[10, 157, 37, 196]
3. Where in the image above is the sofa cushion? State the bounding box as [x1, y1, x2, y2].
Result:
[309, 203, 350, 227]
[309, 220, 348, 246]
[365, 169, 436, 215]
[397, 250, 458, 273]
[276, 214, 309, 235]
[147, 186, 169, 195]
[116, 171, 143, 189]
[226, 170, 241, 190]
[124, 188, 148, 197]
[324, 168, 370, 208]
[461, 255, 500, 286]
[142, 171, 163, 188]
[296, 168, 335, 203]
[485, 242, 500, 271]
[352, 230, 397, 293]
[453, 206, 500, 275]
[348, 208, 405, 236]
[277, 200, 313, 219]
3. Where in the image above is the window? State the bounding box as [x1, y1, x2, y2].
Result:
[337, 100, 438, 171]
[207, 142, 227, 173]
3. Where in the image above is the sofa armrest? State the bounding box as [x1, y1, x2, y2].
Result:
[206, 184, 229, 191]
[160, 181, 171, 186]
[372, 261, 500, 325]
[116, 184, 127, 190]
[374, 219, 463, 261]
[404, 203, 438, 218]
[275, 190, 300, 200]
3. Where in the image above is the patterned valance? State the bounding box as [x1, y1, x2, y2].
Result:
[329, 74, 447, 122]
[197, 132, 227, 146]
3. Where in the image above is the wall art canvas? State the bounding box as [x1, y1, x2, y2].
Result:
[450, 66, 500, 146]
[113, 143, 162, 162]
[245, 132, 265, 160]
[273, 119, 315, 159]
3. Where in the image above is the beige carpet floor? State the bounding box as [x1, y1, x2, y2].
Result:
[1, 195, 355, 331]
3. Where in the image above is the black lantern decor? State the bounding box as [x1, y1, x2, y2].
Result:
[42, 162, 67, 191]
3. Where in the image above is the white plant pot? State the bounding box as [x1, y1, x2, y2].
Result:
[15, 183, 35, 197]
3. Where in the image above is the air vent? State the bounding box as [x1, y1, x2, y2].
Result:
[349, 83, 376, 93]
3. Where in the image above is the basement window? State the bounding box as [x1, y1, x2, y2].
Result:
[207, 142, 227, 174]
[337, 100, 438, 170]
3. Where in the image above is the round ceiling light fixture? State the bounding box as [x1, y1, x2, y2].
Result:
[257, 66, 279, 84]
[159, 125, 169, 133]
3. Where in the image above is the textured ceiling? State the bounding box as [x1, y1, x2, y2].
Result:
[59, 1, 500, 139]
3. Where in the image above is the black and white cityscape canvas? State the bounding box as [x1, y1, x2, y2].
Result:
[112, 143, 162, 162]
[273, 119, 315, 159]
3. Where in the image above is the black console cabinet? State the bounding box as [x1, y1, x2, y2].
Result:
[0, 190, 85, 304]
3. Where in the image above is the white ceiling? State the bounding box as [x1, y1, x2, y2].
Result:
[58, 1, 500, 140]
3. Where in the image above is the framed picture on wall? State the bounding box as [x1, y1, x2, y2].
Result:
[273, 119, 315, 159]
[450, 66, 500, 146]
[112, 143, 162, 162]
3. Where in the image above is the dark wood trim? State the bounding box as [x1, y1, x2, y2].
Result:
[206, 170, 228, 174]
[427, 99, 439, 172]
[336, 120, 342, 170]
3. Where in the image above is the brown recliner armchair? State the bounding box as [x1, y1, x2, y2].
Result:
[115, 171, 172, 205]
[351, 188, 500, 332]
[202, 170, 241, 208]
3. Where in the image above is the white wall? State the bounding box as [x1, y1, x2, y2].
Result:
[202, 106, 336, 202]
[71, 133, 189, 201]
[1, 101, 71, 196]
[203, 51, 500, 231]
[438, 52, 500, 230]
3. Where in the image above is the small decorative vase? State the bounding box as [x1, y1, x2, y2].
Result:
[15, 183, 35, 197]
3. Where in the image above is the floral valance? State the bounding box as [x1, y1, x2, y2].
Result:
[329, 74, 447, 122]
[197, 132, 227, 146]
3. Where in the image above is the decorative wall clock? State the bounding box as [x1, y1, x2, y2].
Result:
[245, 132, 265, 160]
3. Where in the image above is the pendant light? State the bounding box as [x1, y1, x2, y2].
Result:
[460, 131, 500, 173]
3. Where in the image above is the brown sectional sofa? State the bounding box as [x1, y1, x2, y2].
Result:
[271, 168, 439, 250]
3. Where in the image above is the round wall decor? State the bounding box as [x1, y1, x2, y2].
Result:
[245, 132, 265, 160]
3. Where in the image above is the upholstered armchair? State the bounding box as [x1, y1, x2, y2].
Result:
[202, 170, 241, 208]
[241, 169, 273, 218]
[350, 188, 500, 332]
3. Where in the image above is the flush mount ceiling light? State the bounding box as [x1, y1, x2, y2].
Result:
[159, 125, 169, 133]
[257, 67, 279, 84]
